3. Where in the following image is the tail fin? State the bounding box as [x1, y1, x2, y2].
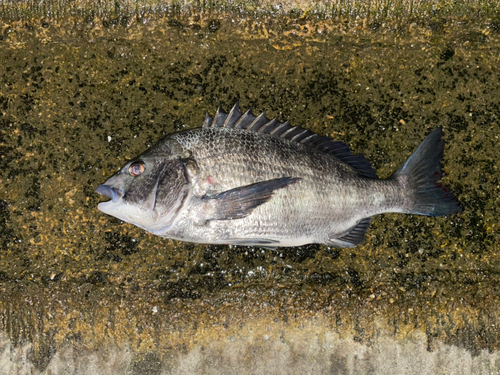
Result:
[392, 128, 462, 216]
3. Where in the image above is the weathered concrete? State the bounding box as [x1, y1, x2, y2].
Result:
[3, 328, 500, 375]
[1, 1, 499, 374]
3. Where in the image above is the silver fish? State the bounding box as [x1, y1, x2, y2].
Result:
[96, 103, 461, 248]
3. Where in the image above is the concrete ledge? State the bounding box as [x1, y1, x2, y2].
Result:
[2, 330, 499, 375]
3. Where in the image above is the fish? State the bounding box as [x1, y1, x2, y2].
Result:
[96, 103, 461, 248]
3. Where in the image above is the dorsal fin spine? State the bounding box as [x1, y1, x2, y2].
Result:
[299, 134, 317, 144]
[202, 112, 213, 127]
[269, 121, 290, 135]
[279, 127, 297, 139]
[291, 128, 309, 141]
[222, 102, 241, 128]
[213, 105, 227, 128]
[247, 112, 267, 131]
[257, 118, 280, 133]
[234, 108, 253, 129]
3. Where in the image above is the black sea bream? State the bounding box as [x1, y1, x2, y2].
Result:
[96, 103, 461, 247]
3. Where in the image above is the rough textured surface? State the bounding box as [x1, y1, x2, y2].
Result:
[3, 329, 500, 375]
[1, 2, 500, 373]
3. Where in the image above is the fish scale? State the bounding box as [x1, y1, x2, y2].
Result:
[96, 103, 461, 248]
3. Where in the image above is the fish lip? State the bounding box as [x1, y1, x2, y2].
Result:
[96, 184, 123, 203]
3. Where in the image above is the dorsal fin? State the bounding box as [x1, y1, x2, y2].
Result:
[202, 103, 378, 179]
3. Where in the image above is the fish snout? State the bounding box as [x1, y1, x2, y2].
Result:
[96, 184, 123, 203]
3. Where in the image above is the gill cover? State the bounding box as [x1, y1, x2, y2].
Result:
[97, 157, 191, 233]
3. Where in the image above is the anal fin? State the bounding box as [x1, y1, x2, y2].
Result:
[202, 177, 301, 221]
[215, 238, 280, 247]
[327, 217, 372, 248]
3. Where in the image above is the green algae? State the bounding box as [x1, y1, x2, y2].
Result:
[0, 6, 500, 371]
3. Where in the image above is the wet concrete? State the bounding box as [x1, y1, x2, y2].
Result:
[1, 2, 500, 373]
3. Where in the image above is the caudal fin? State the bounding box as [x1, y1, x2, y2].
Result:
[392, 128, 462, 216]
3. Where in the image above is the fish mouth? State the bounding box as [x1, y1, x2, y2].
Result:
[96, 184, 123, 203]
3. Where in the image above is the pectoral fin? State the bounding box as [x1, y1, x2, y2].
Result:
[202, 177, 301, 221]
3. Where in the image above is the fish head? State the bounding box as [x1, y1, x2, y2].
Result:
[96, 140, 191, 233]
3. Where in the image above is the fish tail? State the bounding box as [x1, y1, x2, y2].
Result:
[392, 128, 462, 216]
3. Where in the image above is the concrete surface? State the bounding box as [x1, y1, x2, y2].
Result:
[1, 1, 500, 374]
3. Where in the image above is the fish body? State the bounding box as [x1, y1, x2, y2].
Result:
[97, 103, 461, 247]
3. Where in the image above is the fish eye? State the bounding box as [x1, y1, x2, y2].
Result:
[129, 161, 146, 177]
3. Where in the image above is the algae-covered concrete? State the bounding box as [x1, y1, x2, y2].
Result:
[1, 1, 500, 373]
